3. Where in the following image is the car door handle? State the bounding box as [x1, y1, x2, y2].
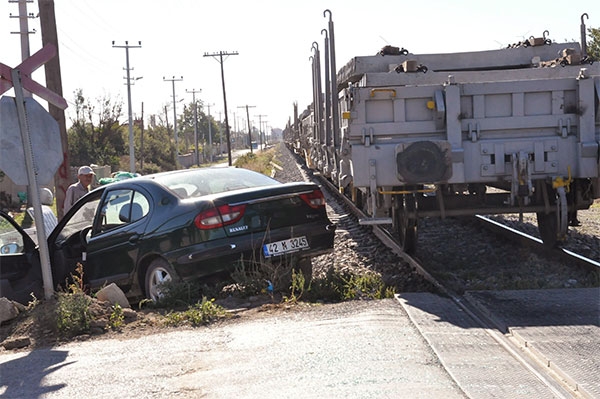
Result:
[128, 235, 140, 244]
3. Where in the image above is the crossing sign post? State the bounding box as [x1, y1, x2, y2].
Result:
[0, 43, 68, 300]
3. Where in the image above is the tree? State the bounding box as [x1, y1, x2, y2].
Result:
[587, 27, 600, 60]
[138, 122, 177, 173]
[67, 90, 125, 170]
[176, 101, 221, 158]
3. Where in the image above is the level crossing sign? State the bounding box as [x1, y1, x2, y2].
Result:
[0, 43, 67, 185]
[0, 43, 67, 301]
[0, 96, 62, 185]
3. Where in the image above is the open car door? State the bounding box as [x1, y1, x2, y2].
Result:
[0, 210, 43, 304]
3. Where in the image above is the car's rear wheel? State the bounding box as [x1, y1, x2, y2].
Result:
[145, 258, 178, 302]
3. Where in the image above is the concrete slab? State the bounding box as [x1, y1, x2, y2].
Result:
[398, 292, 574, 398]
[465, 288, 600, 398]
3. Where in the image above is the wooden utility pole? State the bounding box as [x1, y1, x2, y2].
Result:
[38, 0, 69, 219]
[203, 51, 238, 166]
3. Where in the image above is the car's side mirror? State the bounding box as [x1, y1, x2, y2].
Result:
[0, 243, 19, 254]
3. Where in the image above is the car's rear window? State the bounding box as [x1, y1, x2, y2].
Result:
[152, 167, 280, 199]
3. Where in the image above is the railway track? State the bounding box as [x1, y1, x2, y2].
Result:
[307, 169, 598, 399]
[277, 143, 598, 295]
[275, 143, 598, 397]
[475, 215, 600, 272]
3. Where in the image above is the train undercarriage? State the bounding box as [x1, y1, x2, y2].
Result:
[351, 178, 597, 254]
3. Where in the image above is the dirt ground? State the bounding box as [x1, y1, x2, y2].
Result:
[0, 293, 292, 352]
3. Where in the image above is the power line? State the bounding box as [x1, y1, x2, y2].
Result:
[112, 40, 142, 173]
[203, 50, 238, 166]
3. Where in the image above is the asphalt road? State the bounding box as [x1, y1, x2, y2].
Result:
[0, 299, 466, 399]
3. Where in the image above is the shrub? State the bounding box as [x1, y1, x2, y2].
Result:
[164, 297, 227, 327]
[55, 263, 93, 337]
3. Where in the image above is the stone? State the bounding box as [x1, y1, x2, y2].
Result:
[0, 297, 20, 323]
[2, 337, 31, 350]
[95, 283, 130, 308]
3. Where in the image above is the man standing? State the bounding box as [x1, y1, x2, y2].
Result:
[27, 188, 58, 238]
[63, 165, 95, 213]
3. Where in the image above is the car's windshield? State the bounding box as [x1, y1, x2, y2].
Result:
[57, 199, 100, 241]
[153, 168, 279, 199]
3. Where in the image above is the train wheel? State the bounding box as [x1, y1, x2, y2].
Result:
[395, 195, 418, 254]
[536, 186, 568, 247]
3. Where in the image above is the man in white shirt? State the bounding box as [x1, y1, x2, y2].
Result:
[63, 165, 95, 213]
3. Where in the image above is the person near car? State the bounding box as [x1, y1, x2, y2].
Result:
[63, 165, 95, 213]
[27, 187, 58, 237]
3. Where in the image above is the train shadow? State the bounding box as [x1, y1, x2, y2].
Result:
[397, 287, 599, 332]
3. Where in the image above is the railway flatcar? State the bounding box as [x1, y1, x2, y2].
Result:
[288, 12, 600, 253]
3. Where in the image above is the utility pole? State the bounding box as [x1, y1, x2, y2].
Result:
[38, 0, 69, 219]
[163, 76, 183, 155]
[205, 103, 215, 162]
[255, 114, 267, 151]
[263, 121, 271, 146]
[186, 88, 202, 166]
[10, 0, 36, 96]
[217, 111, 223, 155]
[203, 50, 238, 166]
[138, 102, 144, 171]
[112, 40, 141, 173]
[238, 105, 255, 153]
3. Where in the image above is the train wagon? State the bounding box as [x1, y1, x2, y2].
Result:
[287, 13, 599, 253]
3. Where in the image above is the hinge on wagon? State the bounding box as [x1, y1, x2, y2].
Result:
[558, 118, 571, 138]
[358, 159, 393, 225]
[468, 123, 480, 142]
[362, 127, 374, 146]
[510, 151, 534, 206]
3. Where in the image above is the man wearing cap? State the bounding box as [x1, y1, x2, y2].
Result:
[63, 165, 95, 213]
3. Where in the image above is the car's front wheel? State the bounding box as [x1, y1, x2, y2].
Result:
[145, 258, 178, 302]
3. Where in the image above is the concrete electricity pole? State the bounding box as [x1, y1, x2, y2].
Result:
[203, 50, 238, 166]
[112, 40, 142, 173]
[238, 105, 255, 153]
[163, 76, 183, 154]
[10, 0, 36, 96]
[186, 88, 201, 166]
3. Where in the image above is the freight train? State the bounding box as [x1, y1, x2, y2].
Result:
[285, 11, 600, 253]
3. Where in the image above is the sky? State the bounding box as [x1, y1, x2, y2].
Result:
[1, 0, 599, 132]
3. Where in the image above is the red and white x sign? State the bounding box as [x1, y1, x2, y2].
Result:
[0, 43, 68, 109]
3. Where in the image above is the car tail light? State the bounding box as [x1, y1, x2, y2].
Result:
[194, 204, 246, 230]
[299, 189, 326, 209]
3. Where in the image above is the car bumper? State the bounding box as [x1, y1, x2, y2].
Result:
[170, 222, 336, 280]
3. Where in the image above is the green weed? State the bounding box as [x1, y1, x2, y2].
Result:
[306, 267, 395, 302]
[164, 297, 228, 327]
[108, 304, 125, 330]
[55, 263, 93, 337]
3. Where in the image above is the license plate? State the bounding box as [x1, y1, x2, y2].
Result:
[263, 236, 309, 257]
